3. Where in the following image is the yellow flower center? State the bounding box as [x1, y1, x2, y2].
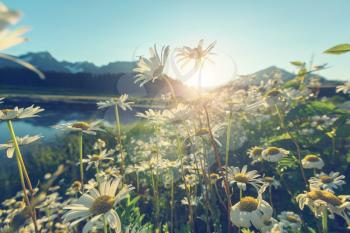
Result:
[195, 128, 210, 136]
[234, 173, 249, 183]
[72, 181, 82, 190]
[263, 176, 274, 184]
[239, 196, 259, 212]
[320, 175, 333, 184]
[304, 154, 320, 162]
[307, 190, 342, 206]
[90, 195, 116, 215]
[266, 147, 280, 155]
[90, 155, 101, 162]
[72, 122, 90, 130]
[286, 215, 300, 223]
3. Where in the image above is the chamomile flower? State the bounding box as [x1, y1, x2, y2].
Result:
[277, 211, 302, 230]
[93, 139, 106, 151]
[81, 149, 115, 170]
[133, 44, 170, 86]
[230, 193, 273, 229]
[226, 165, 264, 191]
[0, 3, 44, 79]
[301, 154, 324, 169]
[336, 81, 350, 94]
[175, 39, 216, 68]
[136, 109, 166, 124]
[247, 146, 263, 163]
[54, 121, 104, 135]
[296, 188, 350, 227]
[0, 105, 44, 120]
[260, 217, 279, 233]
[262, 147, 289, 162]
[97, 94, 134, 111]
[0, 135, 41, 158]
[62, 177, 133, 233]
[309, 171, 346, 191]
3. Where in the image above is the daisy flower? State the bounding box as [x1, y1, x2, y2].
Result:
[63, 177, 133, 233]
[133, 44, 170, 86]
[54, 121, 104, 135]
[0, 97, 4, 104]
[261, 147, 289, 162]
[81, 149, 115, 170]
[259, 217, 279, 233]
[277, 211, 302, 230]
[0, 135, 41, 158]
[175, 39, 216, 68]
[0, 105, 44, 120]
[0, 3, 44, 79]
[230, 191, 273, 229]
[301, 154, 324, 169]
[247, 146, 263, 162]
[296, 188, 350, 227]
[93, 139, 106, 151]
[97, 94, 134, 111]
[309, 171, 346, 191]
[336, 81, 350, 94]
[226, 165, 264, 191]
[136, 109, 166, 124]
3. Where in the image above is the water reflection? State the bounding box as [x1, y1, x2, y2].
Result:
[0, 98, 142, 141]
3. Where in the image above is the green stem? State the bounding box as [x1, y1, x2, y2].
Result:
[275, 105, 307, 186]
[322, 209, 328, 233]
[104, 216, 108, 233]
[225, 111, 233, 233]
[115, 104, 125, 174]
[7, 120, 39, 233]
[78, 131, 84, 189]
[170, 170, 174, 233]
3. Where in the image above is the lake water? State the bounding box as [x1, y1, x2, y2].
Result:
[0, 98, 143, 142]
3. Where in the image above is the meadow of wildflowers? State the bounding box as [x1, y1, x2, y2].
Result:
[1, 2, 350, 233]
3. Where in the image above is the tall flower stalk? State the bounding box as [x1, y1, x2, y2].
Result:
[78, 131, 84, 188]
[322, 209, 328, 233]
[224, 111, 233, 233]
[275, 104, 307, 186]
[6, 120, 39, 233]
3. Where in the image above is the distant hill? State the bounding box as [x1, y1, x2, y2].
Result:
[0, 51, 135, 74]
[0, 52, 344, 98]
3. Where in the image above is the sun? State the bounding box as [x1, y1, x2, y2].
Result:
[166, 52, 238, 89]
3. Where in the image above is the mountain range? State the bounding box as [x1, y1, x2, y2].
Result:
[0, 51, 342, 98]
[0, 51, 135, 74]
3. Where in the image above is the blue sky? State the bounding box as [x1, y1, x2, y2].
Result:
[4, 0, 350, 82]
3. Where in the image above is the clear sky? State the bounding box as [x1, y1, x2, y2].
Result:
[4, 0, 350, 83]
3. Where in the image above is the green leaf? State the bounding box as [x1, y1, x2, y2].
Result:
[241, 229, 255, 233]
[277, 156, 298, 172]
[307, 227, 317, 233]
[324, 44, 350, 55]
[267, 133, 292, 143]
[290, 61, 305, 67]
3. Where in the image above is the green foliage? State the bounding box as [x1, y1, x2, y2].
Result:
[120, 195, 154, 233]
[290, 61, 305, 67]
[324, 43, 350, 55]
[241, 229, 255, 233]
[277, 155, 298, 172]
